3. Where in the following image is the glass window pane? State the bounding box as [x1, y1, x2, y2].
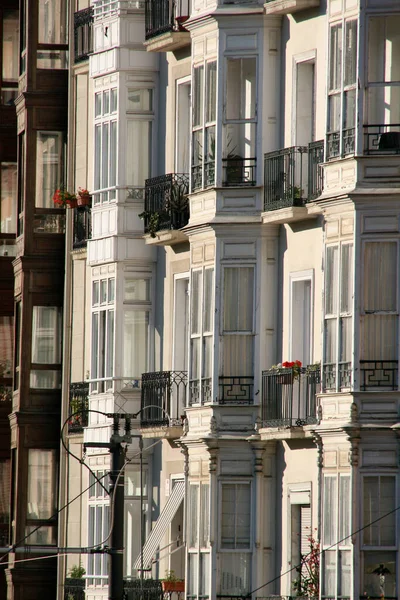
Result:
[363, 551, 396, 598]
[94, 125, 101, 191]
[127, 89, 153, 112]
[108, 279, 115, 303]
[206, 61, 216, 123]
[219, 553, 251, 595]
[95, 93, 102, 117]
[35, 132, 65, 208]
[110, 121, 117, 188]
[223, 268, 254, 332]
[223, 335, 253, 377]
[193, 65, 204, 128]
[123, 310, 149, 377]
[126, 121, 152, 186]
[189, 485, 199, 548]
[339, 476, 351, 544]
[0, 316, 13, 378]
[368, 16, 400, 83]
[188, 553, 199, 597]
[30, 369, 61, 389]
[0, 459, 11, 523]
[344, 89, 356, 129]
[38, 0, 67, 44]
[200, 484, 209, 548]
[106, 310, 114, 378]
[31, 307, 62, 364]
[323, 476, 337, 545]
[368, 85, 400, 125]
[27, 449, 57, 519]
[226, 58, 256, 120]
[328, 94, 341, 133]
[102, 123, 109, 190]
[329, 24, 343, 91]
[93, 281, 99, 305]
[111, 88, 118, 113]
[1, 162, 17, 233]
[341, 244, 353, 313]
[363, 476, 396, 546]
[103, 91, 110, 114]
[325, 246, 339, 315]
[340, 316, 352, 362]
[339, 550, 351, 597]
[191, 270, 202, 335]
[100, 280, 107, 303]
[199, 553, 210, 598]
[361, 314, 398, 361]
[323, 550, 336, 596]
[125, 279, 150, 302]
[190, 338, 200, 382]
[221, 483, 250, 549]
[2, 10, 19, 81]
[363, 242, 397, 311]
[91, 312, 99, 379]
[203, 269, 214, 333]
[344, 20, 357, 87]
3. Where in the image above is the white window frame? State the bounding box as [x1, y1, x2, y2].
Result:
[289, 269, 314, 366]
[91, 276, 115, 393]
[93, 87, 118, 205]
[122, 275, 153, 382]
[175, 76, 191, 174]
[87, 468, 110, 587]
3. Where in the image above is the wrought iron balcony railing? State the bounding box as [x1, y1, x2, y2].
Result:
[326, 127, 355, 160]
[145, 0, 189, 40]
[360, 360, 398, 391]
[68, 382, 89, 434]
[261, 367, 320, 427]
[73, 206, 91, 249]
[222, 157, 257, 187]
[64, 578, 85, 600]
[218, 376, 254, 405]
[143, 173, 189, 236]
[363, 124, 400, 155]
[264, 142, 324, 211]
[124, 579, 164, 600]
[323, 362, 351, 392]
[141, 371, 187, 427]
[74, 7, 94, 63]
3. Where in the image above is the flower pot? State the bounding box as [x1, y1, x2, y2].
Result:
[77, 193, 92, 207]
[66, 199, 78, 209]
[161, 580, 185, 593]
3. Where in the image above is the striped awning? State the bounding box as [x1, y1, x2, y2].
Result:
[134, 479, 185, 570]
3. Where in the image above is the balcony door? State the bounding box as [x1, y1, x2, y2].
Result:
[173, 275, 189, 372]
[294, 58, 315, 147]
[290, 272, 313, 367]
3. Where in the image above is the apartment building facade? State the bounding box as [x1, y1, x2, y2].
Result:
[0, 0, 399, 599]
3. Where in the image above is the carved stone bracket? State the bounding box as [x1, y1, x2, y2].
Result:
[312, 432, 323, 468]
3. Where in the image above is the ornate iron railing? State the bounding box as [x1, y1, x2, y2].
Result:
[326, 128, 355, 160]
[68, 382, 89, 434]
[74, 7, 94, 63]
[363, 124, 400, 155]
[143, 173, 189, 236]
[73, 206, 91, 249]
[145, 0, 189, 40]
[359, 360, 398, 391]
[264, 146, 308, 210]
[222, 157, 256, 187]
[308, 140, 324, 200]
[218, 376, 254, 405]
[261, 367, 320, 427]
[141, 371, 187, 427]
[323, 362, 351, 392]
[64, 578, 85, 600]
[124, 579, 164, 600]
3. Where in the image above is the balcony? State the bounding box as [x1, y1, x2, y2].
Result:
[144, 0, 191, 52]
[264, 0, 319, 15]
[73, 206, 91, 250]
[124, 579, 163, 600]
[142, 173, 189, 245]
[74, 7, 94, 64]
[222, 157, 257, 187]
[261, 367, 320, 428]
[140, 371, 187, 437]
[263, 141, 324, 222]
[64, 578, 85, 600]
[188, 376, 254, 406]
[68, 382, 89, 434]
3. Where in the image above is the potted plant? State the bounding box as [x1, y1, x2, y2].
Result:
[161, 570, 185, 593]
[53, 187, 77, 208]
[77, 187, 92, 206]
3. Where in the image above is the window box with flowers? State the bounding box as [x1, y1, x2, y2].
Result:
[270, 360, 302, 384]
[76, 188, 92, 206]
[53, 187, 77, 209]
[161, 571, 185, 593]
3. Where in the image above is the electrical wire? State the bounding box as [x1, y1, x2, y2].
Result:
[61, 408, 112, 496]
[249, 501, 400, 597]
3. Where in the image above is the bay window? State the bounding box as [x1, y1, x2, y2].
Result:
[362, 476, 397, 599]
[218, 482, 251, 596]
[91, 278, 115, 392]
[30, 306, 62, 389]
[26, 449, 58, 545]
[360, 241, 398, 390]
[94, 89, 118, 204]
[0, 162, 17, 234]
[123, 278, 151, 380]
[327, 20, 357, 159]
[37, 0, 68, 69]
[1, 9, 18, 104]
[223, 57, 257, 186]
[189, 268, 214, 405]
[187, 483, 210, 600]
[192, 61, 216, 191]
[322, 475, 351, 600]
[323, 243, 353, 392]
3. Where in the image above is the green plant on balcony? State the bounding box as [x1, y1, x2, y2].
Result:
[161, 570, 185, 593]
[68, 563, 86, 579]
